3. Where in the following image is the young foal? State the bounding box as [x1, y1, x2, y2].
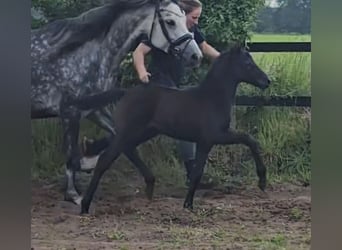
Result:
[70, 46, 271, 213]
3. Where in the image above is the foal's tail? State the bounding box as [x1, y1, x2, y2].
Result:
[69, 88, 126, 110]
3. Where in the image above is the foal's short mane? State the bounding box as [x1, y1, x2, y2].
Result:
[200, 46, 241, 85]
[41, 0, 158, 58]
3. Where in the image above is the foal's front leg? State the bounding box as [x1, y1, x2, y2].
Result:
[215, 129, 266, 191]
[183, 144, 212, 209]
[124, 147, 155, 200]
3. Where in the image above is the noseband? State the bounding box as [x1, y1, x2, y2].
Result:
[150, 2, 193, 58]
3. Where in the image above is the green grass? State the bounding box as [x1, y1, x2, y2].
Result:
[238, 52, 311, 97]
[31, 119, 64, 180]
[249, 33, 311, 42]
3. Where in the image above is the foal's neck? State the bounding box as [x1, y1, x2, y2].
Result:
[200, 62, 239, 104]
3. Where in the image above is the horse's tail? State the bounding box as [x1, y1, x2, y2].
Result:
[70, 88, 126, 110]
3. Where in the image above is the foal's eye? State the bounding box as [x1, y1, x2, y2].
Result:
[246, 59, 254, 67]
[165, 20, 176, 26]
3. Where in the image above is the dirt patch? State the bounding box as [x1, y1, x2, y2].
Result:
[31, 172, 311, 250]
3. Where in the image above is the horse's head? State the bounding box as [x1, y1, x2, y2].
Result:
[226, 44, 271, 90]
[149, 0, 202, 67]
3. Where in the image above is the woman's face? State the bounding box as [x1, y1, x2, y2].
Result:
[186, 7, 202, 29]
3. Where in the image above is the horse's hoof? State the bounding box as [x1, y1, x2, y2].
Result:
[64, 192, 83, 206]
[81, 136, 95, 156]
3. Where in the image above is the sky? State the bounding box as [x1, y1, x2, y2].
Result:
[265, 0, 280, 8]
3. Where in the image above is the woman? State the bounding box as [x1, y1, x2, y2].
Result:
[133, 0, 220, 184]
[133, 0, 219, 84]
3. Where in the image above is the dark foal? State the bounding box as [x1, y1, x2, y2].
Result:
[70, 45, 271, 213]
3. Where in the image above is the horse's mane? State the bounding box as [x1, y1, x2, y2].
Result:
[42, 0, 157, 59]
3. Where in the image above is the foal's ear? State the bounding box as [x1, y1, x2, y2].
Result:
[230, 43, 243, 54]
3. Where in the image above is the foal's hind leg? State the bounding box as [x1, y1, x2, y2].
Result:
[81, 137, 124, 214]
[214, 129, 267, 191]
[60, 103, 82, 204]
[124, 148, 155, 200]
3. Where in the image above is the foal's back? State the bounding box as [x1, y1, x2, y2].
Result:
[114, 84, 211, 141]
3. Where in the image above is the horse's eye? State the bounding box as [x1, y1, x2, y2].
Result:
[165, 20, 175, 26]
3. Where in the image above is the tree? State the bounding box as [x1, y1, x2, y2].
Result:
[200, 0, 265, 46]
[255, 0, 311, 33]
[31, 0, 105, 28]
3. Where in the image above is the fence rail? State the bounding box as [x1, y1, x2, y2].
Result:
[235, 95, 311, 107]
[246, 42, 311, 52]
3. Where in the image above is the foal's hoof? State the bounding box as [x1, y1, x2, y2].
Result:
[80, 207, 89, 214]
[258, 178, 266, 192]
[183, 201, 193, 210]
[145, 182, 155, 201]
[80, 200, 90, 214]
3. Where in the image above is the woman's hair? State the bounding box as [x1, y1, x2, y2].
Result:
[178, 0, 202, 14]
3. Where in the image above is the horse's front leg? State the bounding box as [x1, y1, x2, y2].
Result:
[183, 143, 212, 209]
[214, 129, 266, 191]
[60, 103, 82, 205]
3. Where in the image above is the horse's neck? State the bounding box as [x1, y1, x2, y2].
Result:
[102, 7, 153, 73]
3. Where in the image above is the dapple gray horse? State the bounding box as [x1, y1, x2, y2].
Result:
[31, 0, 202, 204]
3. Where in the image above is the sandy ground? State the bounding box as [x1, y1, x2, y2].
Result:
[31, 170, 311, 250]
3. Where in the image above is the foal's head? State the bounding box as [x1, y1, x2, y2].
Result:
[222, 45, 271, 90]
